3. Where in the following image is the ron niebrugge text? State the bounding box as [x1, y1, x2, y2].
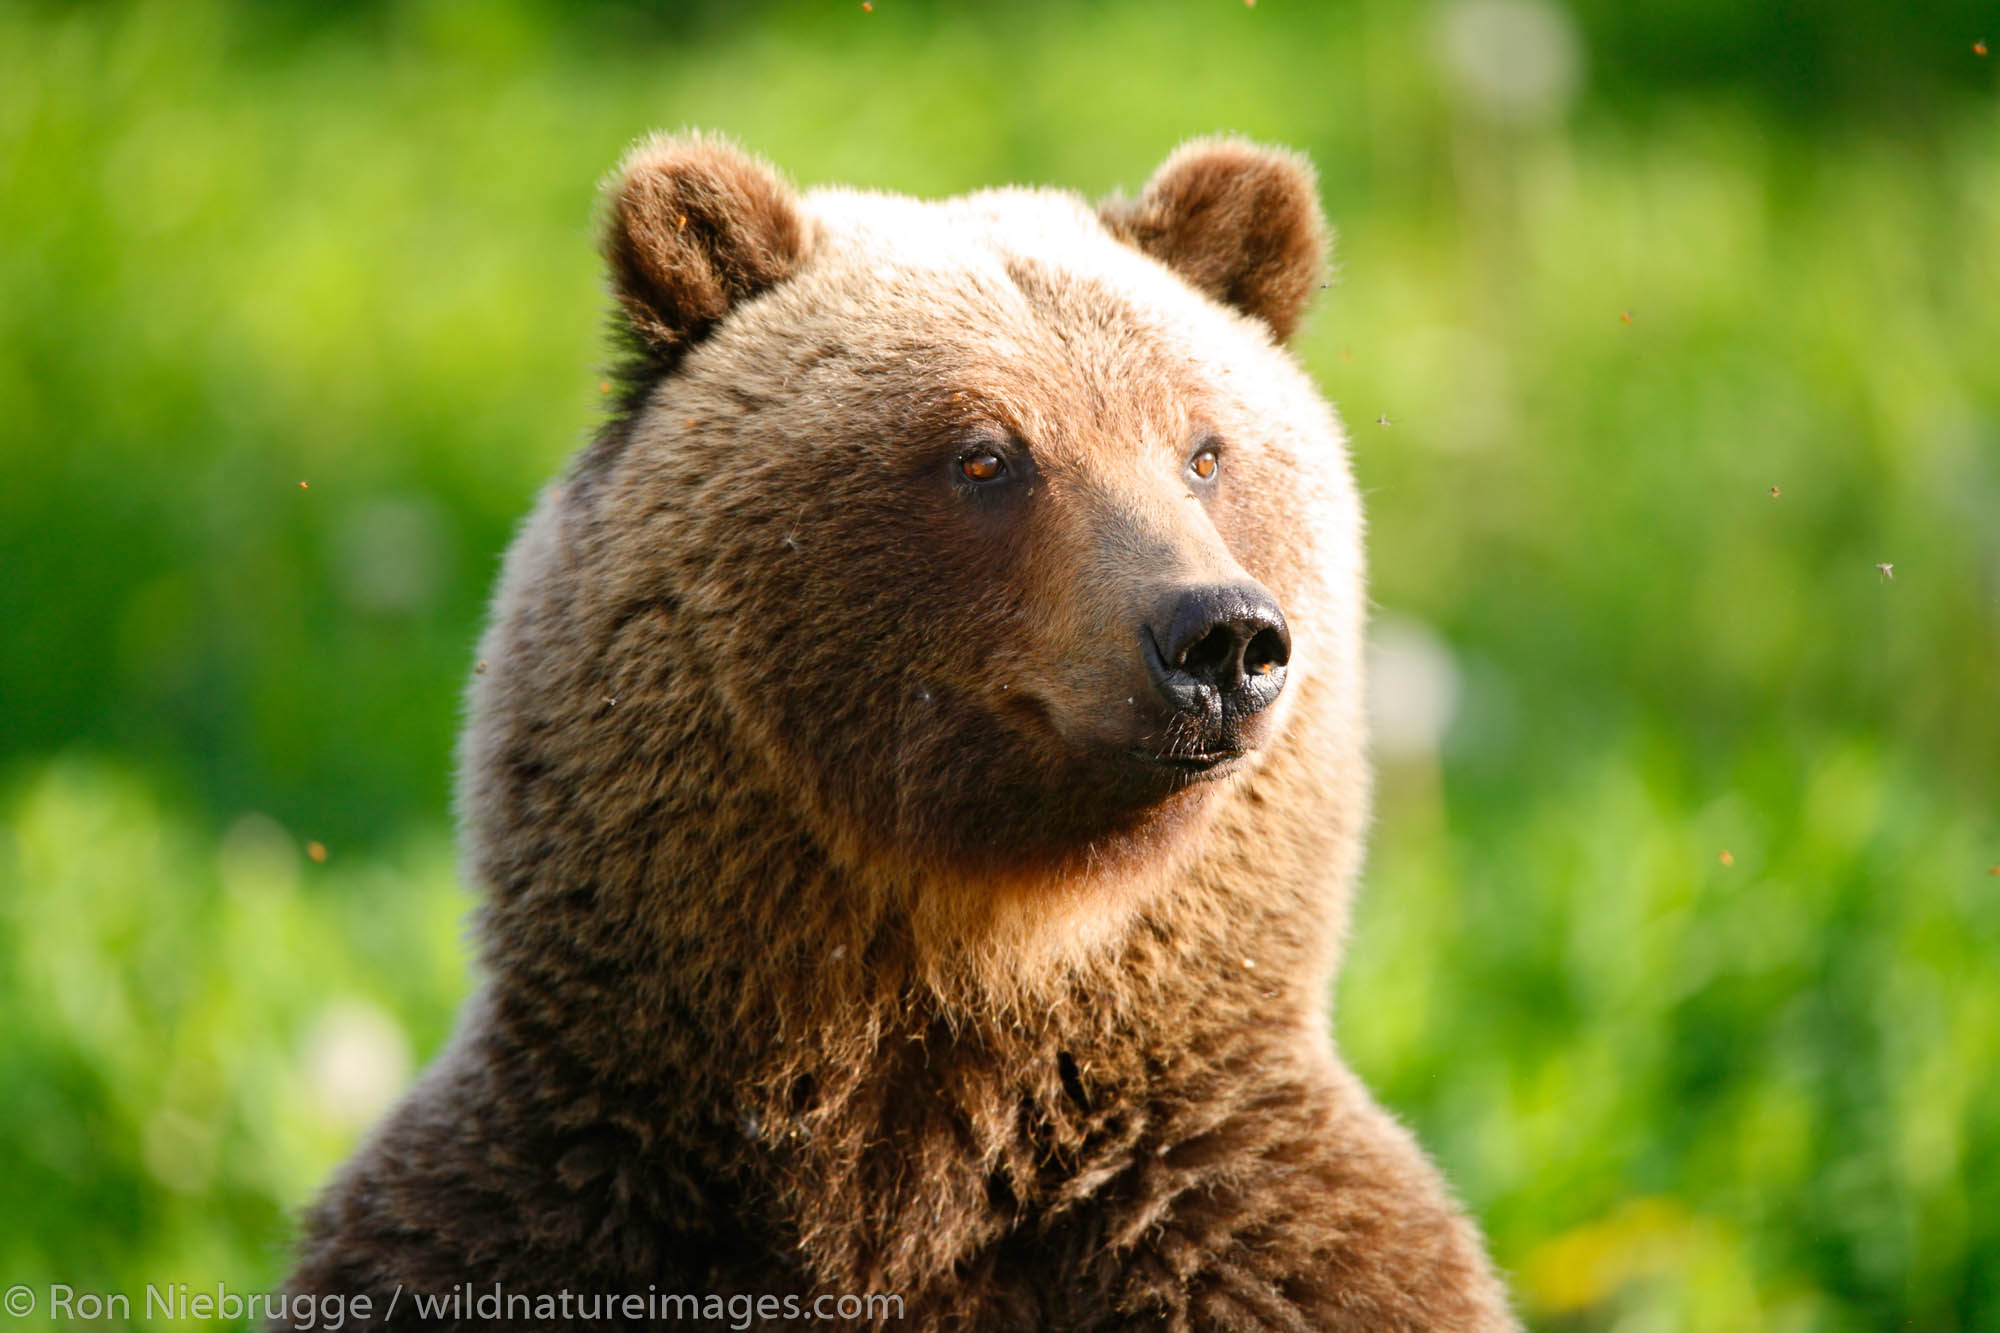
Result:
[16, 1282, 904, 1328]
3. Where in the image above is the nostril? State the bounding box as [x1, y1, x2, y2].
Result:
[1243, 626, 1289, 676]
[1179, 626, 1235, 676]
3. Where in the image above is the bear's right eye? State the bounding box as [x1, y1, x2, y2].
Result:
[959, 451, 1007, 483]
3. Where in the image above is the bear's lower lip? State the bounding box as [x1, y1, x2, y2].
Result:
[1130, 749, 1247, 781]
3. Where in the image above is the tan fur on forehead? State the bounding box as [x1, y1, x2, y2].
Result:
[801, 182, 1263, 337]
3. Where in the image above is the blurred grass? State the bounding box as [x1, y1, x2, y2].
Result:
[2, 1, 1996, 1328]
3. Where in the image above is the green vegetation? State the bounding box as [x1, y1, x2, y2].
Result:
[3, 2, 1995, 1327]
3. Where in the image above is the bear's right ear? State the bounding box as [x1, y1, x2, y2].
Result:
[602, 133, 808, 357]
[1100, 138, 1329, 343]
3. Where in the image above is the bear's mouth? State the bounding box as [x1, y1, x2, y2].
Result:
[1128, 747, 1248, 783]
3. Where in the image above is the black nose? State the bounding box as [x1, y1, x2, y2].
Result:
[1145, 583, 1291, 717]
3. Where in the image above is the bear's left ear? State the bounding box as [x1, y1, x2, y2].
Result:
[603, 132, 808, 358]
[1100, 138, 1329, 343]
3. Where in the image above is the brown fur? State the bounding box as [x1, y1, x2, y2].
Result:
[1099, 137, 1329, 343]
[606, 133, 809, 359]
[282, 135, 1515, 1331]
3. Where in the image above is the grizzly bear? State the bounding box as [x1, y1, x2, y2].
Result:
[282, 134, 1516, 1331]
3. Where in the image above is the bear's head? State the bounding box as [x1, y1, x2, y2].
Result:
[464, 135, 1363, 986]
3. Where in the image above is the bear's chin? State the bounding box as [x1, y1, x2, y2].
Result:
[908, 732, 1237, 873]
[868, 749, 1242, 974]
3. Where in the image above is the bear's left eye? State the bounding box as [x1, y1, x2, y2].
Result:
[1189, 447, 1220, 481]
[960, 451, 1008, 483]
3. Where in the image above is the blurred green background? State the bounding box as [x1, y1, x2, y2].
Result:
[2, 0, 1996, 1327]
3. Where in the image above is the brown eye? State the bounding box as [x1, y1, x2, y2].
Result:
[960, 451, 1007, 482]
[1189, 448, 1219, 481]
